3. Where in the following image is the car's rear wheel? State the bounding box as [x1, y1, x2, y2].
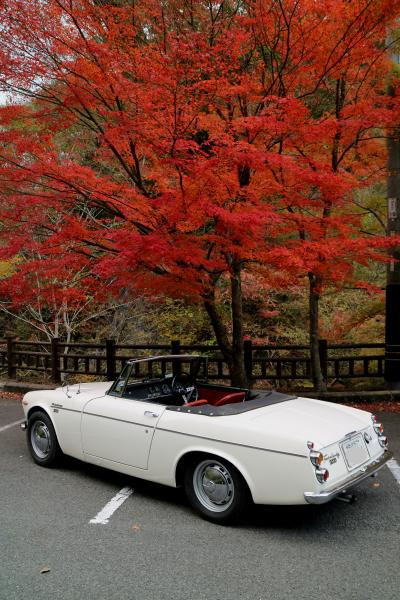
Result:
[183, 456, 249, 524]
[27, 410, 63, 467]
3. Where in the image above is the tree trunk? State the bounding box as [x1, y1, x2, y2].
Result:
[309, 273, 327, 392]
[229, 259, 247, 387]
[60, 320, 72, 383]
[203, 261, 248, 388]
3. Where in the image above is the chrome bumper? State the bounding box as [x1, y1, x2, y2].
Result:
[304, 451, 393, 505]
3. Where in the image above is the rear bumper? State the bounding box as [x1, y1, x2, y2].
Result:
[304, 450, 393, 505]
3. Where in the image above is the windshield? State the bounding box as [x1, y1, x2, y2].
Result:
[108, 355, 208, 397]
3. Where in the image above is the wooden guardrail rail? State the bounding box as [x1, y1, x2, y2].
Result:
[0, 337, 386, 388]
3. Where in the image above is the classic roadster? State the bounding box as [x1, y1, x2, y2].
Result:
[21, 355, 391, 523]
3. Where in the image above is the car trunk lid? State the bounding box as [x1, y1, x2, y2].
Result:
[243, 396, 371, 448]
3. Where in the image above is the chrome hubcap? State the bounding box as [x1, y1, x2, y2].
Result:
[193, 460, 234, 512]
[31, 421, 51, 459]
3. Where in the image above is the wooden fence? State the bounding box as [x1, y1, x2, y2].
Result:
[0, 337, 386, 388]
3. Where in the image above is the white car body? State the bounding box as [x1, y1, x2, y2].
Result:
[21, 374, 390, 507]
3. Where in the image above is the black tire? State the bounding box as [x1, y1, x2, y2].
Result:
[27, 410, 63, 467]
[183, 456, 249, 524]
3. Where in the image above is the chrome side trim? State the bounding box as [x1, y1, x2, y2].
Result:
[304, 451, 393, 505]
[49, 405, 150, 427]
[83, 411, 151, 428]
[54, 407, 81, 414]
[156, 427, 307, 458]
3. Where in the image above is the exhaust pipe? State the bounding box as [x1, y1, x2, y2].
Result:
[336, 492, 357, 504]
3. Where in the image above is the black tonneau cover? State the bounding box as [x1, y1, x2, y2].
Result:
[167, 391, 296, 416]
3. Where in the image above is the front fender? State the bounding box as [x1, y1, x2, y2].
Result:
[23, 397, 64, 450]
[22, 390, 83, 459]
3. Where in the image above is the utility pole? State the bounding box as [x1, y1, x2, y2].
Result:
[385, 40, 400, 388]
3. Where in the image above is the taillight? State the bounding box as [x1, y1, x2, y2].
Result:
[378, 435, 388, 448]
[310, 451, 324, 467]
[371, 414, 384, 435]
[308, 442, 328, 483]
[315, 468, 329, 483]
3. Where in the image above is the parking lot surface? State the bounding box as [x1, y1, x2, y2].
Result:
[1, 396, 399, 600]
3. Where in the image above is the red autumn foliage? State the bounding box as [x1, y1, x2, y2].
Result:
[0, 1, 399, 385]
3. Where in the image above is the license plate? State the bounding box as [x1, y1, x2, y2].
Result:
[341, 434, 369, 469]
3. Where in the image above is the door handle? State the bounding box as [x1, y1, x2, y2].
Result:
[144, 411, 159, 418]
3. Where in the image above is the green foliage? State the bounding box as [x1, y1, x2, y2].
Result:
[76, 298, 214, 345]
[0, 261, 15, 278]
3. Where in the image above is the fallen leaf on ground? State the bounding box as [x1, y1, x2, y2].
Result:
[0, 391, 23, 401]
[40, 567, 50, 574]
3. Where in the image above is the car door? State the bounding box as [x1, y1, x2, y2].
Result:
[81, 395, 166, 469]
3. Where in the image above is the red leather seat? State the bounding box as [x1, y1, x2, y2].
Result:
[214, 392, 246, 407]
[186, 399, 208, 407]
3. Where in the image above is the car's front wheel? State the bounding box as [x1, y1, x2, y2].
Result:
[27, 410, 63, 467]
[183, 456, 249, 524]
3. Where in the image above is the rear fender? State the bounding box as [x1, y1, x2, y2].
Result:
[174, 445, 257, 501]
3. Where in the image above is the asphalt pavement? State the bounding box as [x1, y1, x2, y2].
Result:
[0, 396, 399, 600]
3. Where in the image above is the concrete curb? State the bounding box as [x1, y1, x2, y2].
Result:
[0, 380, 57, 394]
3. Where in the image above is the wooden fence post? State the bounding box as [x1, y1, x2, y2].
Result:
[318, 339, 328, 380]
[7, 336, 16, 380]
[51, 337, 60, 383]
[171, 339, 181, 375]
[244, 339, 253, 383]
[106, 339, 116, 381]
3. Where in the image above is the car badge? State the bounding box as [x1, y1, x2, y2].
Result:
[364, 432, 372, 443]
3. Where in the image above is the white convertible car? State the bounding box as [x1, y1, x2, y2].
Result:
[21, 355, 391, 523]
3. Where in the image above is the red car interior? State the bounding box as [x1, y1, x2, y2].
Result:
[185, 399, 208, 407]
[214, 392, 246, 406]
[196, 387, 230, 403]
[186, 389, 246, 407]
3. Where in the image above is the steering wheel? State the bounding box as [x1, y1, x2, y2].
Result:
[171, 372, 198, 404]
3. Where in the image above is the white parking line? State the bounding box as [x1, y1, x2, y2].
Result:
[89, 487, 134, 524]
[0, 419, 24, 433]
[387, 458, 400, 486]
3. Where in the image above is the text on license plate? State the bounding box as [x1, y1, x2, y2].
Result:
[341, 434, 369, 469]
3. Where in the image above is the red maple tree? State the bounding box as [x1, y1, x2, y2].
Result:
[0, 0, 399, 386]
